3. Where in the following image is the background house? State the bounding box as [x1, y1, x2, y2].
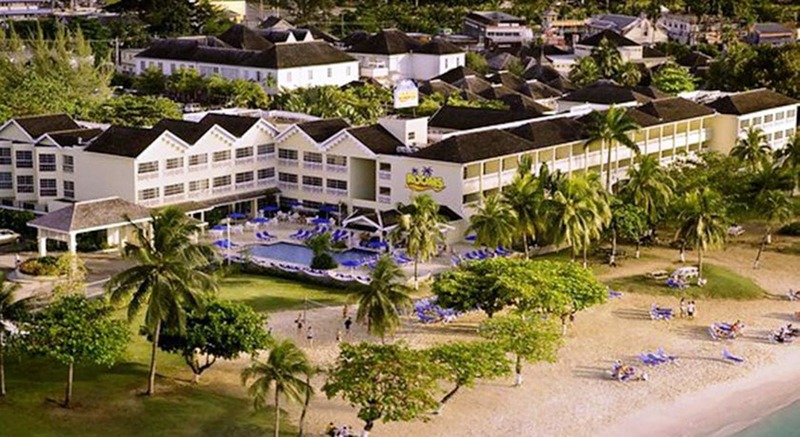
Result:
[586, 13, 668, 45]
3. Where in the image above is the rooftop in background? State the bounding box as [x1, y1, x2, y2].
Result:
[412, 129, 536, 163]
[346, 125, 406, 155]
[752, 22, 795, 35]
[11, 114, 81, 139]
[589, 14, 640, 31]
[506, 118, 588, 147]
[577, 29, 640, 47]
[43, 128, 103, 147]
[628, 97, 716, 126]
[28, 197, 152, 233]
[705, 89, 800, 115]
[429, 105, 540, 131]
[562, 80, 653, 105]
[296, 119, 350, 142]
[466, 11, 527, 25]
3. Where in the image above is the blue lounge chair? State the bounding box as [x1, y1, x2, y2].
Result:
[722, 349, 745, 363]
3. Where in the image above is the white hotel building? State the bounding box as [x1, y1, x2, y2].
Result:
[5, 89, 798, 250]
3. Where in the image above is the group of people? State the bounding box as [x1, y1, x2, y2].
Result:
[772, 323, 800, 343]
[325, 422, 355, 437]
[611, 361, 648, 382]
[679, 298, 697, 319]
[292, 305, 357, 344]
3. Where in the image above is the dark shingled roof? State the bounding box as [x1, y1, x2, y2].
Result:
[633, 97, 716, 124]
[340, 30, 371, 48]
[348, 29, 421, 55]
[433, 66, 483, 84]
[28, 197, 152, 232]
[218, 24, 274, 50]
[705, 89, 799, 116]
[547, 75, 577, 92]
[13, 114, 81, 139]
[84, 126, 163, 158]
[45, 128, 103, 147]
[518, 80, 563, 99]
[303, 25, 340, 44]
[578, 29, 640, 47]
[676, 51, 712, 69]
[506, 118, 588, 147]
[251, 42, 355, 68]
[632, 85, 670, 100]
[347, 125, 405, 155]
[419, 79, 463, 97]
[199, 113, 260, 137]
[412, 129, 536, 163]
[153, 118, 208, 144]
[562, 80, 652, 104]
[415, 38, 463, 55]
[429, 105, 538, 130]
[496, 93, 551, 115]
[297, 119, 349, 142]
[753, 22, 794, 35]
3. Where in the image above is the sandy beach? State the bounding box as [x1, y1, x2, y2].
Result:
[237, 237, 800, 437]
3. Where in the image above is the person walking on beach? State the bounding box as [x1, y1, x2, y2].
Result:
[679, 298, 686, 318]
[344, 316, 352, 334]
[306, 326, 314, 345]
[342, 304, 349, 319]
[295, 313, 304, 331]
[687, 301, 696, 319]
[336, 329, 342, 342]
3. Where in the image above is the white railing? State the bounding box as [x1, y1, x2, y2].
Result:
[236, 181, 255, 191]
[278, 159, 299, 167]
[137, 172, 159, 181]
[278, 182, 298, 191]
[256, 153, 275, 162]
[235, 157, 255, 166]
[163, 193, 186, 203]
[257, 178, 276, 187]
[188, 190, 210, 199]
[212, 161, 232, 169]
[212, 186, 233, 195]
[303, 162, 324, 170]
[378, 195, 391, 204]
[463, 177, 480, 194]
[188, 164, 209, 173]
[379, 170, 391, 180]
[139, 198, 161, 207]
[164, 168, 184, 177]
[302, 185, 324, 194]
[325, 164, 347, 173]
[326, 187, 348, 197]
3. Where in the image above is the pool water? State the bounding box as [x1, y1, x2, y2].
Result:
[248, 242, 376, 266]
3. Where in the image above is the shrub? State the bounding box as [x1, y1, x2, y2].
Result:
[310, 252, 337, 270]
[778, 222, 800, 236]
[19, 255, 60, 276]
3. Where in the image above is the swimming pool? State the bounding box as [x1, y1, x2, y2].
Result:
[248, 242, 376, 266]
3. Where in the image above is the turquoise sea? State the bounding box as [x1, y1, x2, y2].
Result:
[735, 401, 800, 437]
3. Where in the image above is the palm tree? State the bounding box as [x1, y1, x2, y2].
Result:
[585, 105, 640, 191]
[468, 194, 517, 250]
[619, 154, 675, 232]
[590, 37, 623, 79]
[502, 156, 546, 258]
[616, 62, 642, 87]
[675, 187, 728, 279]
[107, 207, 217, 395]
[731, 128, 771, 172]
[568, 56, 600, 87]
[0, 277, 30, 397]
[547, 175, 611, 267]
[241, 340, 312, 437]
[297, 365, 317, 437]
[777, 135, 800, 196]
[350, 255, 412, 341]
[393, 194, 444, 289]
[753, 190, 793, 269]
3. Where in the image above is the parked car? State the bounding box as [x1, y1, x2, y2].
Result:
[0, 229, 20, 245]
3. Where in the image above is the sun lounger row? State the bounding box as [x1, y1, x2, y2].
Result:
[255, 231, 276, 241]
[708, 321, 745, 340]
[650, 305, 673, 320]
[331, 229, 349, 243]
[413, 297, 460, 324]
[638, 348, 678, 366]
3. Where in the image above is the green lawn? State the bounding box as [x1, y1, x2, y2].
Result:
[606, 263, 767, 300]
[219, 273, 351, 313]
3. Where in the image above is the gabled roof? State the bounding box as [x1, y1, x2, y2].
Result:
[348, 29, 421, 55]
[347, 125, 405, 155]
[632, 97, 716, 125]
[28, 197, 152, 233]
[433, 66, 483, 84]
[199, 113, 261, 136]
[577, 29, 640, 47]
[705, 89, 799, 116]
[466, 11, 526, 25]
[259, 15, 294, 30]
[412, 129, 536, 163]
[84, 126, 163, 158]
[12, 114, 81, 139]
[153, 118, 209, 144]
[303, 26, 339, 44]
[562, 80, 652, 104]
[753, 22, 793, 35]
[415, 38, 463, 55]
[589, 14, 639, 31]
[217, 24, 274, 51]
[506, 118, 588, 147]
[250, 42, 356, 68]
[44, 128, 103, 147]
[429, 105, 538, 131]
[297, 119, 349, 142]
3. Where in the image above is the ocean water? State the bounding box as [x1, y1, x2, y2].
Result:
[735, 401, 800, 437]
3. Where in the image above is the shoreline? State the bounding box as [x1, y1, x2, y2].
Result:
[599, 348, 800, 437]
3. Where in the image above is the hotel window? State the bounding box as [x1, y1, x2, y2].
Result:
[0, 172, 11, 189]
[408, 132, 416, 141]
[235, 147, 254, 159]
[774, 130, 784, 140]
[764, 114, 774, 123]
[302, 175, 322, 186]
[0, 148, 10, 165]
[16, 175, 33, 193]
[753, 116, 763, 125]
[308, 70, 313, 80]
[39, 179, 57, 196]
[346, 66, 352, 76]
[379, 186, 391, 196]
[138, 187, 159, 201]
[63, 155, 74, 173]
[789, 109, 797, 118]
[164, 183, 184, 196]
[326, 154, 346, 166]
[304, 152, 322, 163]
[257, 168, 275, 179]
[15, 150, 33, 168]
[278, 172, 297, 183]
[138, 161, 159, 174]
[166, 157, 184, 169]
[189, 153, 208, 166]
[189, 179, 209, 192]
[776, 112, 785, 120]
[379, 162, 391, 172]
[257, 143, 275, 155]
[38, 154, 56, 172]
[463, 164, 480, 179]
[462, 193, 480, 204]
[213, 150, 231, 162]
[327, 179, 347, 190]
[236, 171, 254, 184]
[278, 149, 298, 160]
[213, 175, 231, 187]
[327, 67, 332, 78]
[740, 119, 750, 129]
[63, 180, 74, 199]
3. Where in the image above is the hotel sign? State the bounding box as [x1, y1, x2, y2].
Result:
[406, 167, 445, 192]
[393, 79, 419, 109]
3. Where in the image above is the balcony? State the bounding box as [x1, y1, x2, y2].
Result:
[188, 189, 210, 199]
[164, 168, 184, 177]
[325, 164, 347, 173]
[212, 160, 232, 169]
[278, 181, 298, 191]
[235, 181, 256, 191]
[278, 158, 299, 167]
[164, 193, 186, 203]
[212, 186, 233, 195]
[463, 177, 480, 194]
[378, 195, 391, 204]
[326, 187, 348, 197]
[303, 162, 324, 171]
[188, 164, 209, 173]
[139, 198, 161, 207]
[256, 153, 275, 163]
[235, 157, 255, 166]
[302, 185, 324, 194]
[257, 178, 276, 188]
[379, 170, 391, 181]
[360, 65, 389, 78]
[137, 171, 159, 181]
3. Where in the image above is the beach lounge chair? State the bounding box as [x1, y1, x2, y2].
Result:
[608, 288, 623, 299]
[649, 306, 673, 320]
[722, 349, 745, 363]
[495, 246, 512, 256]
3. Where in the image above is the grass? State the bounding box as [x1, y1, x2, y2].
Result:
[606, 263, 767, 300]
[218, 273, 351, 313]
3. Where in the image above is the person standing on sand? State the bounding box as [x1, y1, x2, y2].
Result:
[344, 316, 352, 333]
[687, 301, 696, 319]
[336, 329, 342, 342]
[679, 298, 686, 318]
[306, 326, 314, 344]
[342, 304, 349, 319]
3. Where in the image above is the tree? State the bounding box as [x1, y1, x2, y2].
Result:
[590, 37, 623, 79]
[467, 194, 517, 250]
[478, 314, 561, 386]
[652, 62, 696, 95]
[134, 66, 168, 96]
[297, 365, 317, 437]
[585, 105, 640, 190]
[393, 194, 445, 288]
[502, 157, 546, 258]
[165, 67, 206, 102]
[279, 85, 389, 125]
[674, 187, 728, 278]
[731, 128, 771, 172]
[752, 190, 793, 269]
[323, 342, 440, 437]
[25, 295, 128, 407]
[547, 175, 611, 265]
[306, 232, 337, 270]
[616, 62, 642, 87]
[619, 154, 675, 227]
[569, 56, 600, 87]
[241, 339, 312, 437]
[108, 0, 232, 37]
[107, 206, 217, 395]
[87, 95, 182, 127]
[608, 199, 649, 264]
[350, 255, 412, 341]
[465, 51, 489, 74]
[427, 341, 511, 413]
[156, 298, 271, 383]
[280, 0, 335, 23]
[777, 135, 800, 196]
[0, 277, 30, 397]
[433, 257, 522, 319]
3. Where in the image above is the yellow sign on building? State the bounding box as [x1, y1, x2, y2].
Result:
[406, 167, 445, 192]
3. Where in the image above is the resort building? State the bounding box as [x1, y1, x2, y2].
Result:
[657, 13, 723, 45]
[745, 23, 797, 47]
[462, 11, 534, 48]
[585, 13, 668, 46]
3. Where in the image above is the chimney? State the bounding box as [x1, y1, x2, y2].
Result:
[378, 116, 428, 148]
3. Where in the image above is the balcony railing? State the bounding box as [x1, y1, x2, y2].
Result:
[212, 160, 232, 169]
[378, 195, 391, 204]
[379, 170, 391, 180]
[257, 178, 276, 187]
[326, 187, 348, 197]
[137, 172, 159, 181]
[303, 162, 324, 170]
[188, 189, 210, 199]
[188, 164, 209, 173]
[278, 158, 299, 167]
[325, 164, 347, 173]
[164, 168, 184, 177]
[164, 193, 186, 203]
[302, 185, 324, 194]
[235, 157, 255, 166]
[212, 186, 233, 195]
[139, 198, 161, 207]
[235, 181, 256, 191]
[256, 153, 275, 162]
[278, 181, 298, 191]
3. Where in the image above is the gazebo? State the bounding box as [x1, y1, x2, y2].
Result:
[27, 197, 153, 257]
